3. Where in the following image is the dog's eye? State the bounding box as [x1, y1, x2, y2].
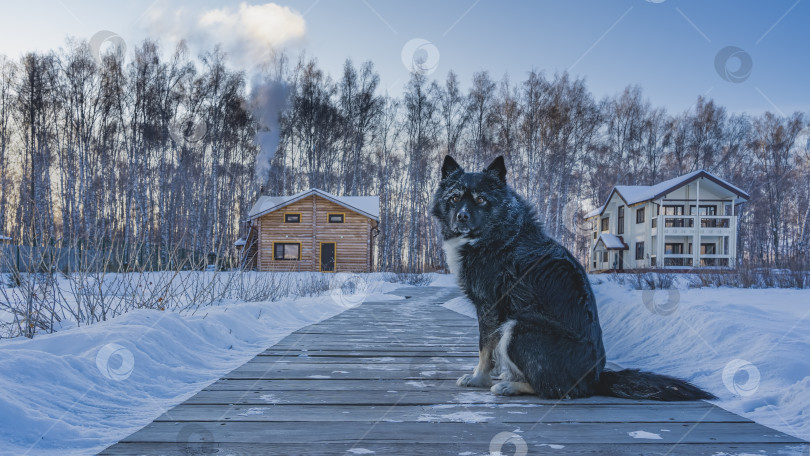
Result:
[476, 196, 486, 205]
[450, 196, 460, 203]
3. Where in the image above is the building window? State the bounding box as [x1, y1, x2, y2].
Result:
[664, 243, 683, 255]
[689, 205, 717, 216]
[636, 242, 644, 260]
[274, 243, 300, 260]
[284, 213, 301, 223]
[636, 208, 645, 224]
[663, 205, 684, 215]
[663, 205, 690, 227]
[601, 217, 609, 232]
[593, 231, 597, 240]
[617, 206, 624, 234]
[601, 251, 608, 262]
[328, 213, 344, 223]
[700, 243, 716, 255]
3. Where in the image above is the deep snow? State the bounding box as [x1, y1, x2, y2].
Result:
[0, 273, 404, 456]
[439, 274, 810, 442]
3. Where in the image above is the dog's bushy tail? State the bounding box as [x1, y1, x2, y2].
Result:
[597, 369, 716, 401]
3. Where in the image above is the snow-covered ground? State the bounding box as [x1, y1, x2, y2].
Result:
[0, 273, 405, 456]
[2, 270, 807, 455]
[439, 274, 810, 442]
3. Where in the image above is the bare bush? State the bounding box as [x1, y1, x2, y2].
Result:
[384, 272, 432, 287]
[0, 235, 353, 339]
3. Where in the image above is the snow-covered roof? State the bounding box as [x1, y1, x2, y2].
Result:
[596, 233, 628, 250]
[584, 204, 605, 219]
[234, 238, 246, 246]
[248, 188, 380, 221]
[585, 170, 749, 219]
[0, 234, 10, 241]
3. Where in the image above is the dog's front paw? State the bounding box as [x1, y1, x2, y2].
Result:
[491, 381, 528, 396]
[457, 373, 492, 388]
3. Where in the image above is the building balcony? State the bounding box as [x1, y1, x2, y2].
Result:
[656, 215, 736, 236]
[650, 253, 732, 268]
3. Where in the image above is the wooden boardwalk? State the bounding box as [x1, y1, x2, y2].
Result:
[102, 286, 808, 455]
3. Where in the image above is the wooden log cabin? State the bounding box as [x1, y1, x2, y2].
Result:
[240, 189, 380, 272]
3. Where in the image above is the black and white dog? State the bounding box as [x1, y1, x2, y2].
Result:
[431, 155, 714, 400]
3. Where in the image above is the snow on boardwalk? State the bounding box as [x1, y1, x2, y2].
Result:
[101, 286, 808, 455]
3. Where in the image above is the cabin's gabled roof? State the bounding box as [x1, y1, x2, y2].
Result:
[585, 170, 750, 219]
[248, 188, 380, 221]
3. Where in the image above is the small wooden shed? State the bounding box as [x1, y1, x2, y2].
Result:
[242, 189, 380, 272]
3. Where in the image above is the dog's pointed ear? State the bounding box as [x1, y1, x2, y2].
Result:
[485, 156, 507, 182]
[441, 155, 463, 180]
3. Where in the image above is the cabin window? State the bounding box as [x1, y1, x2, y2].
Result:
[636, 208, 645, 224]
[328, 213, 345, 223]
[601, 251, 608, 262]
[284, 213, 301, 223]
[593, 231, 597, 240]
[617, 206, 624, 235]
[274, 243, 300, 260]
[636, 242, 645, 260]
[601, 217, 609, 232]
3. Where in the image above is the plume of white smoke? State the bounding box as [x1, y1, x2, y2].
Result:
[145, 2, 306, 69]
[250, 76, 291, 187]
[145, 2, 303, 188]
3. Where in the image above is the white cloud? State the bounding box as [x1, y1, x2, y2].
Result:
[146, 2, 306, 67]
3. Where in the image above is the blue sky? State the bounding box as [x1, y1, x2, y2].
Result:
[1, 0, 807, 114]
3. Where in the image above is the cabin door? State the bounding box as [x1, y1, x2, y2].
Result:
[320, 243, 336, 272]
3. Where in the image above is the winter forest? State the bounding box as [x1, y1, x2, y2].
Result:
[0, 39, 808, 273]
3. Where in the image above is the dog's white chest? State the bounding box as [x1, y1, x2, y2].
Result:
[442, 236, 471, 275]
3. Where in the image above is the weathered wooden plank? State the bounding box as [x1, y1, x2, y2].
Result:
[219, 370, 470, 380]
[181, 390, 711, 406]
[260, 350, 478, 357]
[155, 403, 750, 423]
[101, 442, 810, 456]
[203, 378, 479, 391]
[245, 356, 475, 364]
[118, 421, 805, 445]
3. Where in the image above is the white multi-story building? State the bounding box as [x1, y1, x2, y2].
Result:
[585, 170, 749, 272]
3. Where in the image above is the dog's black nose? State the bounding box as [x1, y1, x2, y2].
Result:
[456, 211, 469, 222]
